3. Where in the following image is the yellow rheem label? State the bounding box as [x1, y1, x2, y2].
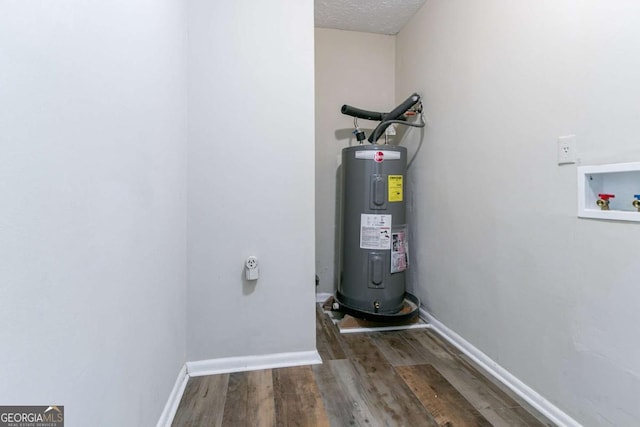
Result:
[388, 175, 403, 202]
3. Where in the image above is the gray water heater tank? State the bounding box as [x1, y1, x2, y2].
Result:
[337, 144, 409, 316]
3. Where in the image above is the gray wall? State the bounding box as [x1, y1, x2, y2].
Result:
[0, 1, 188, 425]
[397, 1, 640, 425]
[315, 28, 396, 293]
[187, 0, 316, 360]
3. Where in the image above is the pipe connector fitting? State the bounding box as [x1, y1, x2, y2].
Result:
[633, 195, 640, 212]
[597, 193, 615, 210]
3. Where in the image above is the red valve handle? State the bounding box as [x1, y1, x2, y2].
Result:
[598, 193, 615, 201]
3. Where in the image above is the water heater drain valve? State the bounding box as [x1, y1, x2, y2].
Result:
[245, 256, 259, 281]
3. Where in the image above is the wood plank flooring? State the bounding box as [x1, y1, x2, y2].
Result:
[171, 305, 553, 427]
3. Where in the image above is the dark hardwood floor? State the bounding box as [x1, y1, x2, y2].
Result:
[171, 305, 553, 426]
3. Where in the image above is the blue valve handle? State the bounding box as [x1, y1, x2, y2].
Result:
[635, 195, 640, 200]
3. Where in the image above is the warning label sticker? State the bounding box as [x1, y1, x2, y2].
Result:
[360, 214, 392, 250]
[388, 175, 403, 202]
[391, 226, 409, 274]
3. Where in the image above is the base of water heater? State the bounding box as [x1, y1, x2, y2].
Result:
[333, 292, 420, 323]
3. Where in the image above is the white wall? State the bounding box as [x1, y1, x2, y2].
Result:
[315, 29, 396, 293]
[397, 1, 640, 425]
[0, 1, 187, 426]
[187, 0, 316, 360]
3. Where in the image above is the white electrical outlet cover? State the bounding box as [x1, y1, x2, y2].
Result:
[557, 135, 576, 165]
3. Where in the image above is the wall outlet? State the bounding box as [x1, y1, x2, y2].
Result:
[245, 256, 259, 281]
[557, 135, 577, 165]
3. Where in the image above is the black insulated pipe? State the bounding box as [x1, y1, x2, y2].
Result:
[384, 93, 420, 122]
[368, 93, 421, 143]
[340, 105, 385, 121]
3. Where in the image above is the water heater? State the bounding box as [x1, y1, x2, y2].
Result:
[335, 94, 423, 321]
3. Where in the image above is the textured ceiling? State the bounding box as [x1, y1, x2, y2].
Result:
[315, 0, 427, 35]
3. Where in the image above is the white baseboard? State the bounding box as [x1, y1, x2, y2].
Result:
[187, 350, 322, 377]
[419, 308, 582, 427]
[156, 364, 189, 427]
[158, 350, 322, 426]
